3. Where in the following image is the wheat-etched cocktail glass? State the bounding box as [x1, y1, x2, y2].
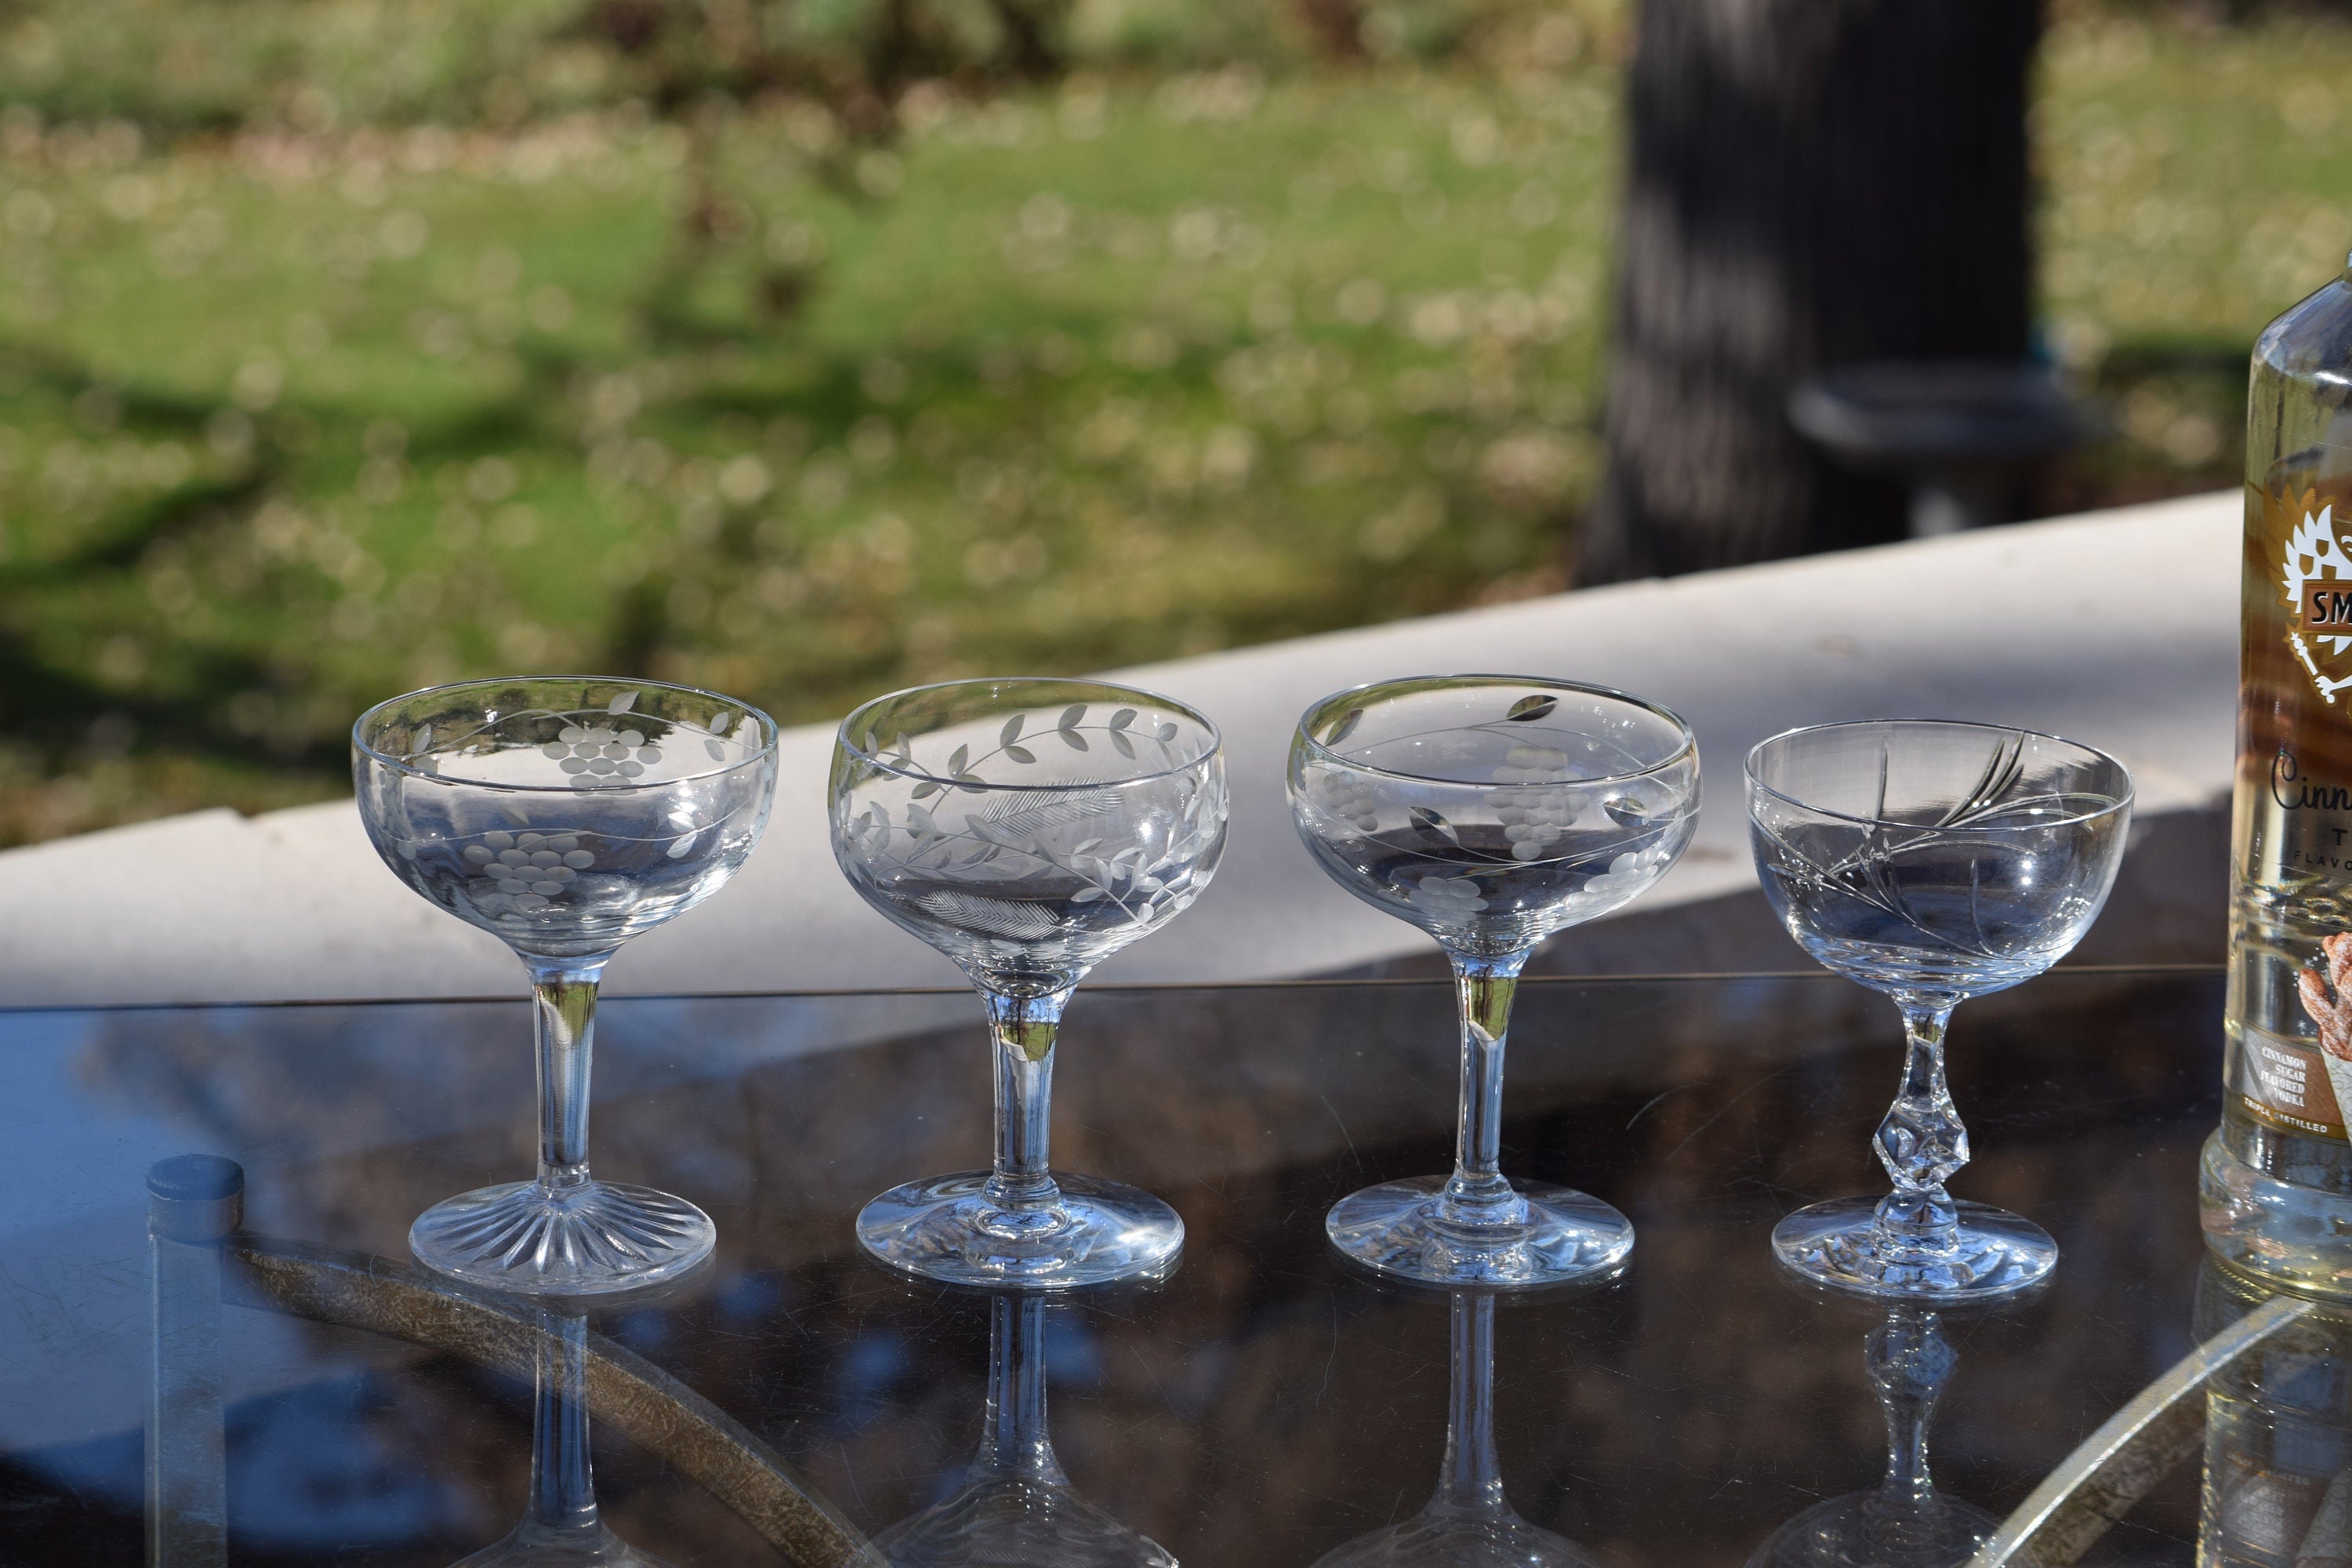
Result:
[830, 678, 1226, 1289]
[1290, 676, 1700, 1286]
[1748, 719, 2131, 1301]
[354, 677, 778, 1295]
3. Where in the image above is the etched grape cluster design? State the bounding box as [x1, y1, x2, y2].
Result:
[396, 689, 750, 792]
[542, 724, 665, 783]
[1486, 742, 1577, 861]
[379, 688, 760, 920]
[464, 829, 597, 913]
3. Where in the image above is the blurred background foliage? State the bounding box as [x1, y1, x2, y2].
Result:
[0, 0, 2340, 842]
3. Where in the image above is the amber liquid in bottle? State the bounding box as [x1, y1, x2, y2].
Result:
[2205, 250, 2352, 1295]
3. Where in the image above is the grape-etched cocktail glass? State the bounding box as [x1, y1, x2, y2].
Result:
[354, 677, 779, 1295]
[831, 678, 1226, 1288]
[1289, 676, 1700, 1286]
[1747, 720, 2132, 1301]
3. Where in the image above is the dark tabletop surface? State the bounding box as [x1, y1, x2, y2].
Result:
[0, 961, 2234, 1566]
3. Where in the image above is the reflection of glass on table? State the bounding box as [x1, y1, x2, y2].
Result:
[873, 1290, 1174, 1568]
[1744, 1306, 1993, 1568]
[451, 1311, 669, 1568]
[1308, 1286, 1602, 1568]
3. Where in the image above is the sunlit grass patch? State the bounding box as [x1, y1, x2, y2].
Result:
[0, 65, 1613, 840]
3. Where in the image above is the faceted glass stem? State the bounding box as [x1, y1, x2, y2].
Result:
[982, 985, 1075, 1215]
[528, 955, 612, 1195]
[1430, 1290, 1508, 1522]
[1866, 1309, 1954, 1522]
[1871, 1003, 1969, 1260]
[1440, 951, 1530, 1225]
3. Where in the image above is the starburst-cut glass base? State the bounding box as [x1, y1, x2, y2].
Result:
[1326, 1176, 1633, 1287]
[1771, 1197, 2055, 1302]
[410, 1179, 714, 1296]
[856, 1171, 1184, 1289]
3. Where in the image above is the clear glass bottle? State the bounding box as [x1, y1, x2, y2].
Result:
[2205, 252, 2352, 1295]
[2197, 1258, 2352, 1567]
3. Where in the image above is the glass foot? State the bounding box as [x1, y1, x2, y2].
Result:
[410, 1179, 715, 1297]
[874, 1475, 1178, 1568]
[1311, 1513, 1605, 1567]
[1771, 1196, 2056, 1302]
[856, 1171, 1184, 1289]
[453, 1519, 675, 1566]
[1325, 1175, 1633, 1287]
[1745, 1491, 1998, 1568]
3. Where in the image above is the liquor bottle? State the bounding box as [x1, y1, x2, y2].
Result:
[2205, 253, 2352, 1295]
[2196, 1257, 2352, 1568]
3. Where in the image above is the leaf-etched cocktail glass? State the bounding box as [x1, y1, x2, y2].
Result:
[1289, 676, 1700, 1286]
[1747, 720, 2132, 1301]
[354, 677, 779, 1295]
[830, 678, 1227, 1289]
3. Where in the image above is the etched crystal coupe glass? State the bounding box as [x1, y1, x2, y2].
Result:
[1748, 720, 2132, 1300]
[354, 677, 778, 1295]
[830, 678, 1226, 1288]
[1289, 676, 1700, 1286]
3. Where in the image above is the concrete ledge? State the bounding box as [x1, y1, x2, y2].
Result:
[0, 491, 2238, 1006]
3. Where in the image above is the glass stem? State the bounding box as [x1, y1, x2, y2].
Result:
[1440, 949, 1530, 1223]
[1429, 1290, 1510, 1521]
[524, 1312, 604, 1539]
[528, 955, 612, 1196]
[1871, 1002, 1968, 1258]
[977, 1293, 1067, 1486]
[982, 985, 1073, 1211]
[1866, 1308, 1954, 1520]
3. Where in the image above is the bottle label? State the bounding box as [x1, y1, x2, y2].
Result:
[2283, 498, 2352, 706]
[2235, 475, 2352, 1149]
[2236, 1027, 2349, 1139]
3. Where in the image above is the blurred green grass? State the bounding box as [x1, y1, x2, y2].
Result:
[0, 2, 2343, 844]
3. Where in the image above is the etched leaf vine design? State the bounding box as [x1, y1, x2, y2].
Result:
[844, 705, 1225, 955]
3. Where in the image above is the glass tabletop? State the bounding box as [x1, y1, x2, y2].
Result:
[0, 964, 2249, 1566]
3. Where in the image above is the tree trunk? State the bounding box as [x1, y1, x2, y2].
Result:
[1581, 0, 2041, 583]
